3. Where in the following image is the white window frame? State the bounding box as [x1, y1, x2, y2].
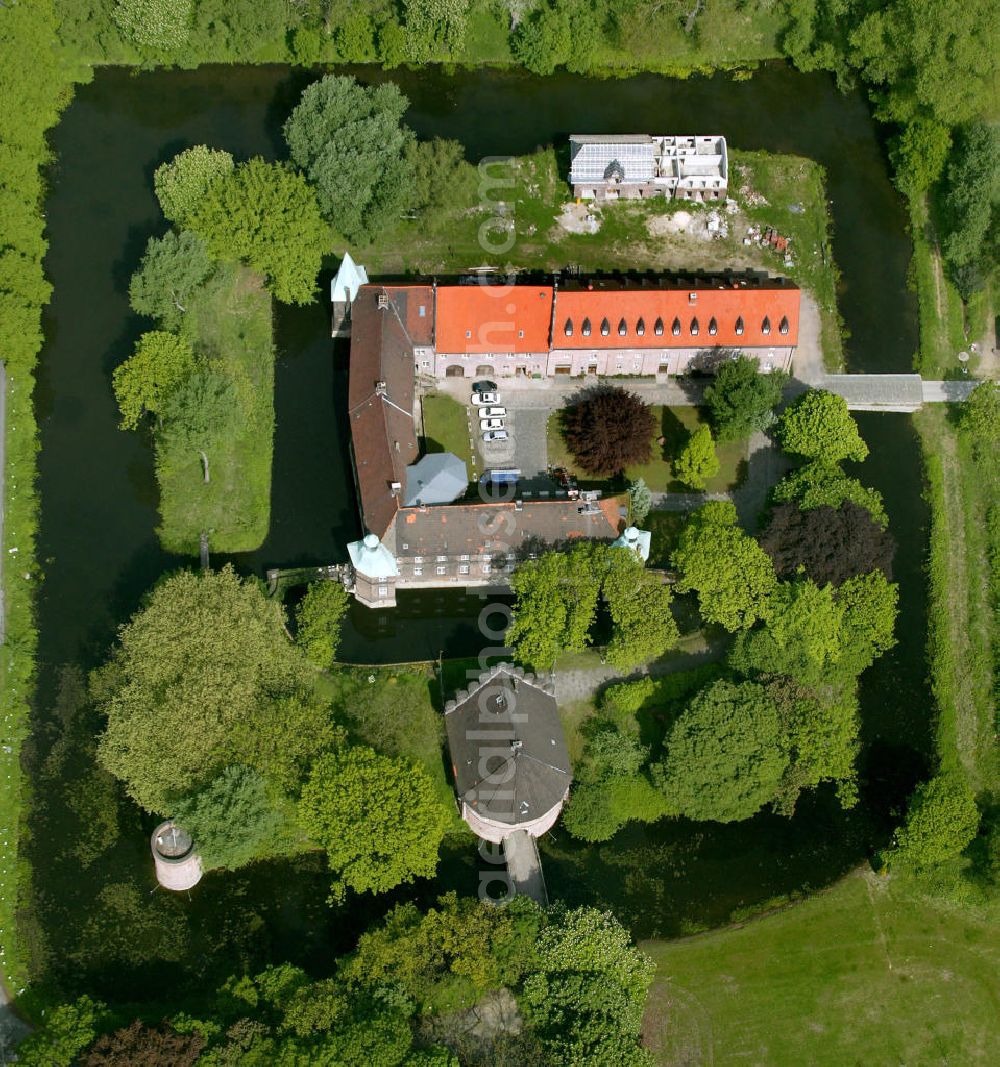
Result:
[436, 565, 447, 575]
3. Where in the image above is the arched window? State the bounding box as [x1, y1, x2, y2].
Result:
[735, 315, 745, 336]
[762, 316, 771, 335]
[779, 316, 790, 335]
[636, 317, 646, 336]
[690, 317, 699, 336]
[671, 317, 681, 336]
[618, 317, 627, 336]
[654, 317, 664, 336]
[708, 317, 718, 336]
[564, 318, 573, 337]
[582, 317, 591, 337]
[600, 317, 611, 336]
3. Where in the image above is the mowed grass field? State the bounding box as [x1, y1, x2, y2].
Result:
[421, 393, 477, 482]
[643, 871, 1000, 1065]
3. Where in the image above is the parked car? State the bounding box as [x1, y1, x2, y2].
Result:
[478, 406, 507, 418]
[473, 379, 498, 393]
[480, 418, 505, 431]
[472, 391, 498, 406]
[482, 429, 509, 442]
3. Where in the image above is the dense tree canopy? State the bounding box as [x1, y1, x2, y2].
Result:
[298, 746, 450, 899]
[95, 567, 332, 812]
[80, 1020, 203, 1067]
[154, 144, 234, 226]
[113, 0, 191, 53]
[704, 356, 788, 441]
[760, 501, 895, 586]
[672, 502, 777, 631]
[284, 75, 413, 240]
[674, 423, 720, 489]
[112, 330, 195, 430]
[771, 460, 888, 527]
[562, 386, 656, 475]
[188, 159, 327, 304]
[512, 2, 571, 75]
[627, 477, 652, 524]
[777, 389, 868, 463]
[128, 230, 213, 329]
[962, 380, 1000, 445]
[893, 775, 980, 869]
[602, 551, 679, 669]
[295, 581, 351, 669]
[654, 680, 789, 822]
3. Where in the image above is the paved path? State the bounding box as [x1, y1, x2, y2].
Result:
[503, 829, 548, 905]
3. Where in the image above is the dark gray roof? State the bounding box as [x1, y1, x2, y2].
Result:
[444, 665, 572, 829]
[404, 451, 469, 506]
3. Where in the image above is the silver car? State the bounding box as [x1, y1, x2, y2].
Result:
[478, 406, 508, 418]
[480, 417, 505, 431]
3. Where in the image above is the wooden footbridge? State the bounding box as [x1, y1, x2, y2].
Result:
[807, 374, 978, 412]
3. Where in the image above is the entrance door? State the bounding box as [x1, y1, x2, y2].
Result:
[475, 364, 494, 377]
[445, 365, 465, 377]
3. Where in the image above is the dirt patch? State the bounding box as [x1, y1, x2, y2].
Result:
[553, 200, 603, 236]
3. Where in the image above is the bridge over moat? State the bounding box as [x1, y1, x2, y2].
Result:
[816, 374, 979, 412]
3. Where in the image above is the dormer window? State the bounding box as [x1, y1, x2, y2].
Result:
[618, 317, 627, 336]
[636, 317, 645, 336]
[654, 317, 664, 336]
[762, 316, 771, 335]
[735, 316, 745, 336]
[708, 317, 718, 336]
[690, 317, 699, 336]
[582, 317, 592, 337]
[564, 318, 573, 337]
[600, 317, 611, 336]
[671, 317, 681, 337]
[779, 316, 790, 335]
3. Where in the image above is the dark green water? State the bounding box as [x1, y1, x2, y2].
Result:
[32, 62, 930, 997]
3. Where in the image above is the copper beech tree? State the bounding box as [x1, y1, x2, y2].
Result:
[562, 386, 656, 476]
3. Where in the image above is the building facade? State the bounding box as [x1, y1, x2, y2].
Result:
[569, 134, 728, 202]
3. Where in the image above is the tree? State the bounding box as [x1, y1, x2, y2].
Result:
[627, 477, 652, 525]
[129, 230, 213, 329]
[673, 424, 720, 489]
[403, 0, 470, 59]
[404, 137, 471, 211]
[112, 329, 195, 430]
[154, 145, 234, 226]
[17, 997, 109, 1067]
[653, 680, 789, 823]
[95, 566, 332, 812]
[113, 0, 191, 52]
[892, 775, 980, 869]
[890, 117, 951, 195]
[759, 501, 895, 586]
[512, 2, 571, 75]
[81, 1020, 204, 1067]
[156, 363, 243, 473]
[771, 460, 887, 527]
[837, 569, 899, 675]
[561, 387, 656, 475]
[172, 765, 289, 871]
[519, 907, 655, 1065]
[603, 551, 679, 669]
[671, 502, 776, 631]
[962, 380, 1000, 444]
[283, 75, 414, 241]
[777, 389, 869, 463]
[295, 581, 351, 669]
[188, 159, 327, 304]
[704, 355, 788, 442]
[298, 747, 450, 899]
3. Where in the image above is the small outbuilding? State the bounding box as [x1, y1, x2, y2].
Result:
[444, 664, 571, 845]
[404, 452, 469, 506]
[151, 820, 202, 891]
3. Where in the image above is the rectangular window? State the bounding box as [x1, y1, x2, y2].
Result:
[414, 555, 423, 563]
[401, 543, 408, 550]
[419, 305, 426, 317]
[482, 563, 492, 575]
[422, 360, 430, 368]
[436, 555, 447, 562]
[436, 565, 447, 575]
[459, 554, 470, 561]
[378, 585, 388, 598]
[459, 564, 470, 575]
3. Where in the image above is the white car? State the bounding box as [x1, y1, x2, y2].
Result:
[482, 429, 509, 442]
[480, 418, 505, 431]
[472, 391, 499, 406]
[478, 406, 507, 418]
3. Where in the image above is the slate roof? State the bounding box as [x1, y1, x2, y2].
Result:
[445, 665, 572, 829]
[404, 452, 469, 507]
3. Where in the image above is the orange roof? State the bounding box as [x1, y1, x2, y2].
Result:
[435, 284, 553, 354]
[554, 286, 799, 349]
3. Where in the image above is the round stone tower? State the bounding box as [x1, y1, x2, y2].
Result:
[151, 820, 203, 891]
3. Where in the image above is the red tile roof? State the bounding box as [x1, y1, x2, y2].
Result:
[554, 285, 799, 349]
[435, 283, 553, 354]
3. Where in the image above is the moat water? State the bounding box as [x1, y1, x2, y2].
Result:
[33, 62, 930, 997]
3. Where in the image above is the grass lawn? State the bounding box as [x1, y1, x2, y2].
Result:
[643, 872, 1000, 1065]
[421, 393, 477, 482]
[547, 405, 746, 494]
[156, 264, 274, 554]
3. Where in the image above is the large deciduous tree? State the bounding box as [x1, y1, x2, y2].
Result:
[892, 775, 980, 869]
[671, 501, 776, 631]
[962, 379, 1000, 444]
[112, 329, 195, 430]
[80, 1020, 204, 1067]
[654, 679, 789, 823]
[298, 747, 450, 899]
[113, 0, 192, 53]
[295, 581, 351, 669]
[188, 159, 327, 305]
[771, 460, 887, 527]
[777, 389, 869, 463]
[95, 566, 332, 812]
[512, 2, 571, 75]
[128, 230, 213, 329]
[561, 386, 656, 475]
[704, 355, 788, 442]
[603, 550, 679, 669]
[759, 501, 895, 586]
[284, 75, 414, 241]
[154, 145, 234, 226]
[673, 423, 720, 489]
